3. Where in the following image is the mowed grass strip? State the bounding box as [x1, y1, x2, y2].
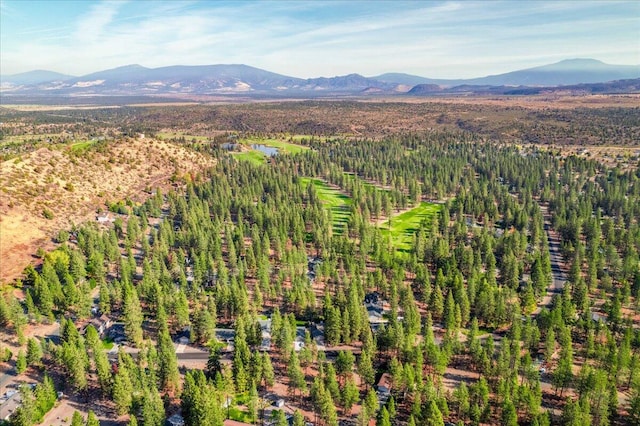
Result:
[69, 140, 96, 153]
[381, 202, 442, 250]
[300, 177, 352, 234]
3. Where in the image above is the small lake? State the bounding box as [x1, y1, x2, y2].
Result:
[252, 144, 279, 157]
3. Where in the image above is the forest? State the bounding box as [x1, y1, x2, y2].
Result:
[1, 104, 640, 426]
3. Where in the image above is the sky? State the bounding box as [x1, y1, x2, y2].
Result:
[1, 0, 639, 78]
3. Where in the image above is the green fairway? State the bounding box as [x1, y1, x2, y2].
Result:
[380, 202, 442, 250]
[69, 140, 96, 153]
[300, 177, 352, 234]
[241, 137, 309, 154]
[231, 150, 267, 165]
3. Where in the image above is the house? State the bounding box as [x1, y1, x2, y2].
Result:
[84, 314, 112, 337]
[166, 414, 185, 426]
[591, 311, 607, 323]
[214, 328, 236, 351]
[96, 212, 114, 223]
[307, 256, 322, 283]
[107, 322, 127, 343]
[376, 373, 392, 395]
[294, 326, 307, 351]
[310, 322, 325, 348]
[223, 420, 253, 426]
[364, 292, 389, 327]
[258, 318, 272, 350]
[375, 372, 392, 405]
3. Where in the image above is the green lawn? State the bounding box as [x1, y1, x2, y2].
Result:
[231, 150, 267, 165]
[241, 137, 309, 154]
[101, 337, 114, 350]
[300, 177, 352, 234]
[380, 202, 442, 250]
[69, 140, 96, 153]
[228, 407, 252, 423]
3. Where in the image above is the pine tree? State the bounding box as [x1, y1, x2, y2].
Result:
[341, 378, 360, 414]
[248, 382, 259, 424]
[292, 410, 305, 426]
[387, 396, 396, 418]
[157, 326, 180, 393]
[335, 350, 355, 384]
[123, 285, 144, 347]
[16, 349, 27, 374]
[71, 411, 84, 426]
[262, 352, 275, 389]
[364, 388, 379, 418]
[12, 384, 36, 426]
[113, 363, 134, 415]
[424, 399, 444, 426]
[377, 406, 391, 426]
[273, 410, 288, 426]
[26, 338, 42, 366]
[288, 349, 307, 399]
[141, 388, 165, 426]
[501, 398, 518, 426]
[358, 350, 375, 388]
[86, 410, 101, 426]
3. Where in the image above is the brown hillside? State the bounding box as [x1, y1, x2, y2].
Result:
[0, 137, 214, 283]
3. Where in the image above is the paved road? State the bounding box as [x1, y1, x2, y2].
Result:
[0, 392, 21, 421]
[0, 371, 16, 393]
[534, 204, 567, 314]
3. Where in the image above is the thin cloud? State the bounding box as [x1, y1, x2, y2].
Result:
[1, 0, 638, 77]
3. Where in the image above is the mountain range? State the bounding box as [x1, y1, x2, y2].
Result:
[1, 59, 638, 99]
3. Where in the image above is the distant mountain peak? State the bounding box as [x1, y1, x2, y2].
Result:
[2, 59, 639, 97]
[557, 58, 605, 64]
[106, 64, 149, 71]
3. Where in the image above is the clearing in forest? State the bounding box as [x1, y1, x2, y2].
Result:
[240, 137, 310, 154]
[231, 137, 309, 164]
[231, 149, 268, 165]
[300, 177, 352, 234]
[156, 132, 211, 142]
[380, 202, 442, 250]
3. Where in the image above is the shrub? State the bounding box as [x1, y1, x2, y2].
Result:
[56, 230, 69, 243]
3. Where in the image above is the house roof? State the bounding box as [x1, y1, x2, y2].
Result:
[223, 420, 253, 426]
[166, 414, 185, 426]
[376, 373, 392, 390]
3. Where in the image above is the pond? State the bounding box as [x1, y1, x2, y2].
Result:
[251, 144, 279, 157]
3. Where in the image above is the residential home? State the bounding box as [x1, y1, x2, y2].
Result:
[96, 212, 114, 223]
[84, 314, 112, 337]
[166, 414, 185, 426]
[258, 317, 272, 351]
[223, 420, 253, 426]
[376, 373, 392, 395]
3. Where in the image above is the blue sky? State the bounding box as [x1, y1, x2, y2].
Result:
[1, 0, 638, 78]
